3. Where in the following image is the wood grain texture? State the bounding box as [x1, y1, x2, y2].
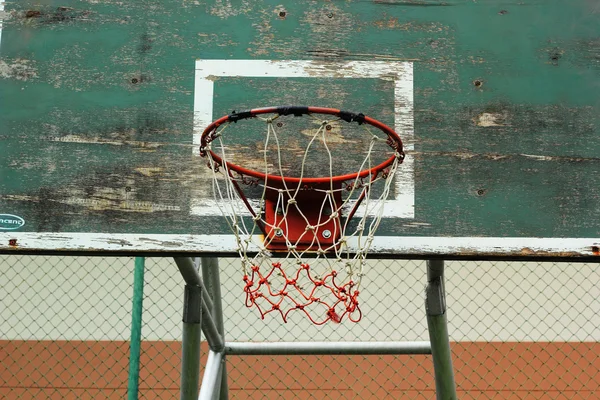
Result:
[0, 0, 598, 248]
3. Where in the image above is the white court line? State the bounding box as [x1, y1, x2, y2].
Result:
[192, 59, 415, 219]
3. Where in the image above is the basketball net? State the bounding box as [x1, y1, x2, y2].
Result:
[201, 107, 404, 324]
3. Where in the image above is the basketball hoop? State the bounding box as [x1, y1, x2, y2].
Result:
[200, 106, 405, 324]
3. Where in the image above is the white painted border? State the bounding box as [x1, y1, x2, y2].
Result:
[0, 0, 5, 47]
[192, 59, 414, 219]
[1, 233, 598, 258]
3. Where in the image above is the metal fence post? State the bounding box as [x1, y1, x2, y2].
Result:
[127, 257, 145, 400]
[425, 259, 457, 400]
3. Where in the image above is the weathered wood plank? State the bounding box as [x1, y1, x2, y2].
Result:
[0, 0, 598, 252]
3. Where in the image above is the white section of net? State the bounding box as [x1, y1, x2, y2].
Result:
[203, 112, 401, 323]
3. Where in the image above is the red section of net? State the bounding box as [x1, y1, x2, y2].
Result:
[243, 262, 361, 325]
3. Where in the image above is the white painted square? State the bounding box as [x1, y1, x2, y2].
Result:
[192, 59, 414, 219]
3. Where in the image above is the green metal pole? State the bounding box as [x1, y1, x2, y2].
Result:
[127, 257, 145, 400]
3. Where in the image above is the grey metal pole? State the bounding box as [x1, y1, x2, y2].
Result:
[174, 257, 214, 310]
[174, 257, 224, 351]
[425, 259, 458, 400]
[198, 350, 224, 400]
[199, 301, 224, 351]
[201, 257, 229, 400]
[181, 284, 202, 400]
[224, 341, 431, 355]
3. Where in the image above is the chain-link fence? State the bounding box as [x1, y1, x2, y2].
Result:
[1, 255, 599, 398]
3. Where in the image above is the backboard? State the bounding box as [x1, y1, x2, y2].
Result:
[0, 0, 599, 258]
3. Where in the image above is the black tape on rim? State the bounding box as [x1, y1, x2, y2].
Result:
[228, 110, 254, 123]
[277, 106, 310, 116]
[338, 110, 365, 125]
